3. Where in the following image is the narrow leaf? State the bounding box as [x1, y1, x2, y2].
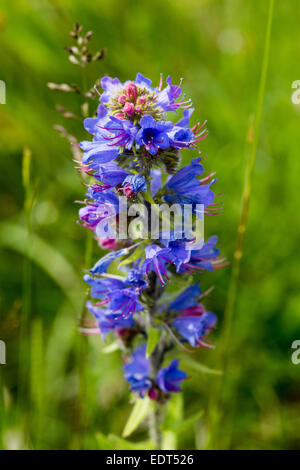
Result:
[146, 326, 161, 358]
[119, 244, 144, 267]
[122, 397, 150, 438]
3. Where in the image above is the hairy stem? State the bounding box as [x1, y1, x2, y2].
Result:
[145, 272, 163, 449]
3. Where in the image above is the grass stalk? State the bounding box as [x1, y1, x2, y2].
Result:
[17, 147, 34, 443]
[207, 0, 275, 449]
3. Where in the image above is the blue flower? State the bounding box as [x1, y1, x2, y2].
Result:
[161, 238, 192, 273]
[155, 76, 192, 112]
[79, 188, 120, 232]
[123, 345, 151, 397]
[92, 163, 129, 187]
[165, 158, 215, 210]
[79, 199, 117, 231]
[168, 283, 201, 311]
[100, 76, 124, 104]
[172, 311, 217, 348]
[167, 109, 208, 149]
[80, 139, 119, 165]
[86, 301, 135, 339]
[83, 274, 126, 298]
[126, 269, 147, 289]
[83, 104, 110, 134]
[136, 115, 173, 155]
[166, 157, 204, 192]
[107, 287, 144, 318]
[122, 174, 147, 194]
[156, 360, 186, 393]
[180, 236, 219, 273]
[90, 248, 129, 275]
[142, 244, 175, 285]
[104, 116, 138, 150]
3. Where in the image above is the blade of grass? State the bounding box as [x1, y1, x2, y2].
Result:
[30, 318, 45, 449]
[17, 147, 34, 443]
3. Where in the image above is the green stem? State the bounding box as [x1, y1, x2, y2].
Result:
[145, 273, 163, 450]
[208, 0, 274, 449]
[149, 401, 162, 450]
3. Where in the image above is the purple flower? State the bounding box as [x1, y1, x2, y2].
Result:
[83, 274, 125, 298]
[107, 287, 144, 318]
[161, 239, 192, 272]
[99, 76, 124, 104]
[168, 283, 201, 311]
[126, 269, 147, 289]
[92, 163, 129, 187]
[83, 104, 110, 134]
[79, 200, 116, 231]
[80, 139, 119, 165]
[103, 116, 138, 150]
[167, 109, 208, 149]
[156, 360, 186, 393]
[123, 345, 151, 397]
[172, 311, 217, 348]
[86, 301, 134, 339]
[136, 115, 173, 155]
[180, 236, 219, 273]
[155, 76, 192, 112]
[165, 158, 216, 210]
[79, 188, 119, 232]
[122, 174, 147, 195]
[142, 244, 175, 285]
[90, 248, 129, 275]
[166, 157, 204, 192]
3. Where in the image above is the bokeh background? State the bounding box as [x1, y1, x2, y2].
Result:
[0, 0, 300, 450]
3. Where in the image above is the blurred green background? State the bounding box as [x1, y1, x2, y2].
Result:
[0, 0, 300, 450]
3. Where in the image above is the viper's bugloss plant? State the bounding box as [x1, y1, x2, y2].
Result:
[49, 25, 225, 447]
[76, 71, 225, 446]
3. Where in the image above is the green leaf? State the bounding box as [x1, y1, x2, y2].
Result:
[180, 356, 223, 376]
[146, 326, 161, 358]
[119, 244, 144, 267]
[122, 397, 151, 438]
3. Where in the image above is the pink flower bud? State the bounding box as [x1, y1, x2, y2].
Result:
[135, 105, 142, 113]
[123, 183, 135, 197]
[124, 82, 138, 102]
[148, 387, 160, 401]
[123, 102, 135, 116]
[138, 96, 146, 105]
[118, 94, 127, 105]
[115, 112, 125, 120]
[99, 238, 118, 250]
